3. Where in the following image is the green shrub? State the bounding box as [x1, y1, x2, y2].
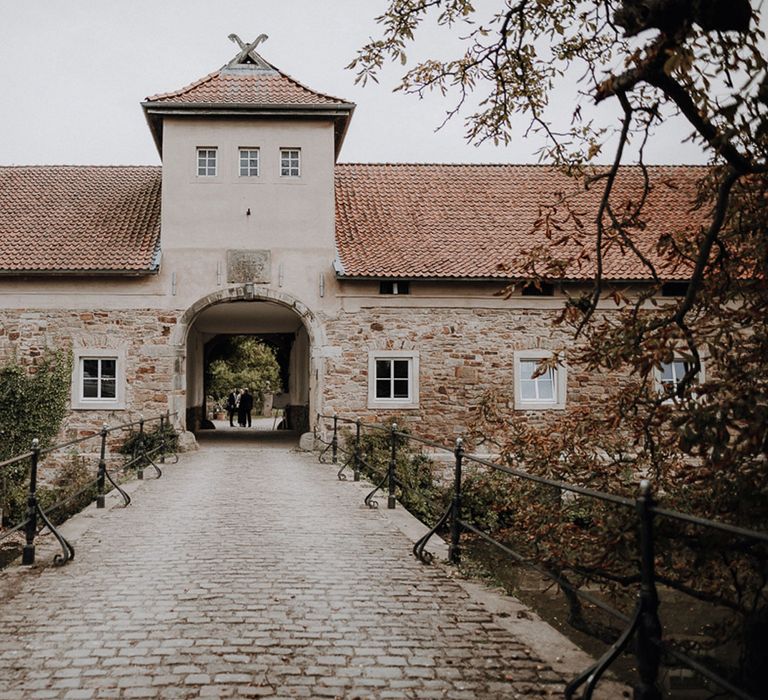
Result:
[118, 420, 178, 468]
[37, 453, 99, 526]
[351, 425, 450, 527]
[460, 465, 521, 532]
[0, 351, 71, 524]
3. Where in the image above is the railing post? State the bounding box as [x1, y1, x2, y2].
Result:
[634, 479, 662, 700]
[353, 419, 361, 482]
[448, 437, 464, 564]
[388, 422, 397, 509]
[21, 439, 40, 565]
[331, 414, 338, 465]
[96, 424, 108, 508]
[159, 413, 166, 464]
[136, 417, 145, 480]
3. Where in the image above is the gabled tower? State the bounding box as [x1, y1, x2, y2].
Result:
[141, 36, 355, 432]
[141, 34, 354, 308]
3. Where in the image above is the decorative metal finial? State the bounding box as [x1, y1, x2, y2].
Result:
[228, 33, 269, 66]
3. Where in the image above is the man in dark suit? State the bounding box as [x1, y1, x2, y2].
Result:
[226, 389, 237, 427]
[239, 388, 254, 428]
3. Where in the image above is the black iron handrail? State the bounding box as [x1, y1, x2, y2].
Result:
[0, 411, 178, 568]
[317, 413, 767, 700]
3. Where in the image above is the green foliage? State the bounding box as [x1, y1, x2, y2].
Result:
[0, 351, 72, 524]
[460, 466, 521, 533]
[207, 337, 282, 413]
[37, 454, 98, 527]
[118, 421, 179, 468]
[0, 351, 71, 460]
[352, 425, 449, 526]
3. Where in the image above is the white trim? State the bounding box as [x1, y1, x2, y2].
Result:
[71, 347, 127, 411]
[514, 350, 567, 411]
[279, 147, 301, 177]
[196, 147, 218, 177]
[238, 147, 260, 177]
[367, 350, 419, 410]
[654, 356, 705, 399]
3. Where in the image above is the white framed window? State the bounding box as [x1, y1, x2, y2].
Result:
[82, 358, 117, 400]
[514, 350, 567, 410]
[280, 148, 301, 177]
[367, 350, 419, 409]
[71, 348, 126, 410]
[656, 357, 703, 398]
[197, 147, 217, 177]
[239, 148, 260, 177]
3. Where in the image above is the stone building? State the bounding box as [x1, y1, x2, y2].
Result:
[0, 39, 700, 443]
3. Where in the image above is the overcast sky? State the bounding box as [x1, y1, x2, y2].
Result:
[0, 0, 751, 167]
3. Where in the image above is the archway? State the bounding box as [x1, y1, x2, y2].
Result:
[173, 288, 322, 435]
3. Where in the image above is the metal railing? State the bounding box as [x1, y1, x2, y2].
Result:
[318, 413, 768, 700]
[0, 412, 178, 567]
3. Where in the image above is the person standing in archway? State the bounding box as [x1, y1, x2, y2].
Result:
[239, 388, 254, 428]
[226, 389, 238, 427]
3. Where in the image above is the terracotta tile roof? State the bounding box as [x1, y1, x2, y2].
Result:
[145, 65, 350, 107]
[334, 163, 707, 281]
[0, 166, 161, 274]
[142, 55, 354, 158]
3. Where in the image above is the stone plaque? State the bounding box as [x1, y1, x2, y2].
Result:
[227, 250, 271, 284]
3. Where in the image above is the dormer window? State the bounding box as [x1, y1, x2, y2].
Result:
[380, 281, 410, 295]
[661, 282, 690, 297]
[521, 282, 555, 296]
[197, 148, 217, 177]
[280, 148, 301, 177]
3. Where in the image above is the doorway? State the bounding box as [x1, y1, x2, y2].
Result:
[184, 299, 311, 435]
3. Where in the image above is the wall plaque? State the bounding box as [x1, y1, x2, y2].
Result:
[226, 250, 271, 284]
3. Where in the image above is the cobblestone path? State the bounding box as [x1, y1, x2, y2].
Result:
[0, 436, 566, 699]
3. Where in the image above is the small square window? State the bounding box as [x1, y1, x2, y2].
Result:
[514, 351, 566, 410]
[368, 351, 419, 409]
[239, 148, 260, 177]
[280, 148, 301, 177]
[197, 148, 217, 177]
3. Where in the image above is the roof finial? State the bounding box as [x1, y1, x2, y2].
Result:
[228, 33, 269, 66]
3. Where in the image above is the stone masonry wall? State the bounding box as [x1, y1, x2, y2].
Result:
[323, 306, 623, 443]
[0, 308, 180, 448]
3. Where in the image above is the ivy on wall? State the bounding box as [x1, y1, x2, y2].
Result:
[0, 350, 72, 523]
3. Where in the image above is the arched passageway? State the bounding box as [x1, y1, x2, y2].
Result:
[181, 296, 315, 435]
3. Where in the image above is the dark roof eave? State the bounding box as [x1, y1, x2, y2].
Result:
[141, 102, 355, 159]
[0, 268, 159, 278]
[335, 273, 691, 284]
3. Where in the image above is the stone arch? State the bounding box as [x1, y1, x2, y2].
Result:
[170, 285, 325, 433]
[171, 285, 323, 350]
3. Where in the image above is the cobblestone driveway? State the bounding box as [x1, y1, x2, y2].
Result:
[0, 436, 565, 699]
